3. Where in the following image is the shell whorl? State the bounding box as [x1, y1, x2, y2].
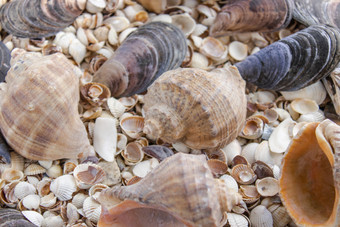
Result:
[236, 24, 340, 91]
[0, 41, 11, 83]
[143, 66, 247, 150]
[0, 0, 85, 38]
[93, 21, 187, 97]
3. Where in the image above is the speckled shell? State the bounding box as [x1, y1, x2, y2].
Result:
[280, 119, 340, 227]
[0, 208, 36, 227]
[142, 66, 247, 150]
[210, 0, 293, 36]
[93, 21, 187, 97]
[98, 153, 241, 227]
[236, 25, 340, 91]
[0, 0, 86, 38]
[0, 49, 92, 160]
[0, 41, 11, 82]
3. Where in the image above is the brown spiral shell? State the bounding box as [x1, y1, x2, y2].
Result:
[142, 66, 247, 150]
[0, 49, 92, 160]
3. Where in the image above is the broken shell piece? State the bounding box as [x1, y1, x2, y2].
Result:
[80, 82, 111, 107]
[50, 175, 77, 201]
[118, 96, 138, 111]
[82, 107, 102, 120]
[97, 160, 121, 187]
[1, 168, 24, 182]
[24, 164, 46, 176]
[22, 210, 44, 227]
[107, 97, 126, 118]
[199, 37, 228, 62]
[83, 197, 102, 223]
[89, 184, 109, 201]
[255, 177, 279, 197]
[239, 116, 264, 139]
[120, 116, 144, 139]
[40, 193, 57, 208]
[228, 41, 248, 61]
[122, 142, 144, 165]
[73, 163, 106, 189]
[142, 145, 174, 162]
[252, 161, 274, 179]
[249, 205, 273, 227]
[93, 117, 117, 162]
[240, 185, 261, 204]
[207, 159, 228, 177]
[231, 164, 257, 185]
[268, 118, 295, 154]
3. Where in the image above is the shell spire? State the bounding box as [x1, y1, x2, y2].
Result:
[98, 153, 242, 227]
[93, 21, 187, 97]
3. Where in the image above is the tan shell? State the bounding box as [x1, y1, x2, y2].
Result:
[73, 163, 106, 189]
[98, 153, 242, 227]
[143, 66, 247, 150]
[280, 119, 340, 227]
[0, 49, 92, 160]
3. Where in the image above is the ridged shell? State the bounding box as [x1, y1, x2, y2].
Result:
[280, 119, 340, 226]
[0, 208, 36, 227]
[210, 0, 293, 36]
[143, 66, 247, 150]
[98, 153, 242, 227]
[93, 21, 187, 97]
[0, 49, 92, 160]
[236, 24, 340, 91]
[250, 205, 273, 227]
[0, 41, 11, 82]
[50, 175, 77, 201]
[0, 0, 86, 38]
[73, 163, 106, 189]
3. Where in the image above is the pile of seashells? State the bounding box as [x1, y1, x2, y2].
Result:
[0, 0, 339, 227]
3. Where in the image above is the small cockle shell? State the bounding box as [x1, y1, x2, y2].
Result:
[14, 182, 36, 200]
[98, 153, 242, 227]
[239, 116, 264, 140]
[80, 82, 111, 107]
[280, 119, 340, 226]
[121, 142, 144, 165]
[73, 163, 106, 189]
[171, 13, 196, 37]
[94, 21, 187, 97]
[50, 175, 77, 201]
[236, 24, 340, 91]
[0, 41, 11, 82]
[24, 164, 46, 176]
[227, 213, 250, 227]
[0, 208, 36, 226]
[119, 116, 144, 139]
[231, 164, 257, 185]
[199, 36, 228, 63]
[268, 118, 295, 154]
[210, 0, 293, 36]
[0, 49, 92, 160]
[250, 205, 273, 227]
[255, 177, 279, 197]
[0, 0, 86, 38]
[83, 196, 102, 223]
[228, 41, 248, 62]
[143, 66, 247, 150]
[22, 210, 44, 227]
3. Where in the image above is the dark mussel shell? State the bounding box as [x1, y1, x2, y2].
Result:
[0, 0, 85, 38]
[0, 41, 11, 82]
[210, 0, 294, 36]
[142, 145, 174, 162]
[0, 131, 11, 164]
[0, 209, 36, 227]
[93, 21, 187, 97]
[235, 24, 340, 91]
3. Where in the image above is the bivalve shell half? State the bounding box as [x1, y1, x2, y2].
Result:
[83, 197, 101, 223]
[121, 142, 144, 165]
[0, 208, 36, 226]
[21, 210, 44, 227]
[120, 115, 144, 139]
[50, 175, 77, 201]
[290, 98, 319, 115]
[231, 164, 257, 185]
[255, 177, 279, 197]
[0, 41, 11, 82]
[227, 213, 250, 227]
[268, 118, 295, 154]
[24, 164, 46, 176]
[249, 205, 273, 227]
[142, 145, 174, 162]
[73, 163, 106, 189]
[14, 182, 36, 200]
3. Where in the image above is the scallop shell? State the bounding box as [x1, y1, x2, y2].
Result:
[21, 210, 44, 227]
[210, 0, 293, 36]
[236, 24, 340, 91]
[0, 208, 36, 227]
[249, 205, 274, 227]
[143, 67, 247, 150]
[50, 175, 77, 201]
[0, 0, 85, 38]
[73, 163, 106, 189]
[83, 196, 102, 223]
[93, 21, 187, 97]
[280, 119, 340, 226]
[14, 182, 36, 200]
[0, 41, 11, 82]
[0, 49, 92, 160]
[98, 153, 242, 227]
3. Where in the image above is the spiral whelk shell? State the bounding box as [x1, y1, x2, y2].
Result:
[98, 153, 242, 227]
[0, 41, 11, 82]
[143, 66, 247, 150]
[0, 49, 92, 160]
[236, 24, 340, 91]
[93, 21, 187, 97]
[0, 0, 86, 38]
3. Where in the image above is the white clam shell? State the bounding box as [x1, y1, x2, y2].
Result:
[132, 158, 159, 178]
[14, 182, 36, 200]
[229, 41, 248, 61]
[93, 117, 117, 162]
[83, 197, 101, 223]
[171, 13, 196, 36]
[199, 36, 228, 63]
[41, 215, 64, 227]
[40, 193, 57, 208]
[250, 205, 273, 227]
[268, 118, 295, 154]
[290, 98, 319, 115]
[221, 139, 242, 166]
[255, 177, 279, 197]
[103, 16, 130, 33]
[46, 165, 63, 178]
[86, 0, 106, 13]
[50, 175, 77, 201]
[227, 213, 250, 227]
[107, 97, 126, 118]
[73, 163, 105, 189]
[255, 141, 283, 166]
[22, 210, 44, 227]
[72, 193, 89, 209]
[189, 52, 210, 69]
[297, 110, 325, 123]
[241, 143, 259, 164]
[69, 38, 86, 65]
[220, 174, 239, 192]
[22, 194, 41, 210]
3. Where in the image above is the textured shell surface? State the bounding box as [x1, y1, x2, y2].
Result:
[0, 208, 36, 227]
[280, 119, 340, 227]
[0, 41, 11, 82]
[143, 66, 247, 150]
[236, 24, 340, 91]
[0, 0, 86, 38]
[93, 21, 187, 97]
[98, 153, 242, 227]
[0, 49, 92, 160]
[0, 132, 11, 164]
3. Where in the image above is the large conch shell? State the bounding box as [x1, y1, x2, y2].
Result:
[0, 41, 11, 82]
[210, 0, 293, 36]
[98, 153, 242, 227]
[0, 49, 92, 160]
[142, 66, 247, 150]
[235, 24, 340, 91]
[93, 21, 187, 97]
[0, 0, 86, 38]
[280, 119, 340, 227]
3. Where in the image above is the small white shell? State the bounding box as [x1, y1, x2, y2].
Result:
[290, 98, 319, 115]
[14, 182, 36, 200]
[40, 193, 57, 208]
[221, 139, 242, 166]
[255, 141, 283, 166]
[132, 158, 159, 178]
[50, 175, 77, 201]
[220, 174, 239, 192]
[267, 204, 291, 227]
[107, 97, 126, 118]
[46, 165, 63, 178]
[241, 143, 259, 164]
[72, 193, 89, 209]
[22, 210, 44, 227]
[172, 141, 191, 153]
[41, 215, 64, 227]
[73, 163, 106, 189]
[119, 115, 144, 139]
[199, 36, 228, 63]
[268, 118, 295, 154]
[83, 197, 101, 223]
[151, 14, 172, 23]
[171, 13, 196, 36]
[38, 161, 53, 170]
[249, 205, 273, 227]
[229, 41, 248, 61]
[227, 213, 250, 227]
[24, 164, 46, 176]
[86, 0, 106, 13]
[67, 202, 80, 225]
[103, 16, 130, 33]
[21, 194, 41, 210]
[297, 110, 325, 123]
[189, 52, 210, 69]
[255, 177, 279, 197]
[1, 168, 24, 182]
[69, 38, 86, 65]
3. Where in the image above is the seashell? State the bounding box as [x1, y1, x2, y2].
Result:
[210, 0, 293, 36]
[0, 208, 36, 226]
[228, 41, 248, 61]
[89, 184, 109, 201]
[267, 204, 291, 227]
[136, 0, 167, 14]
[239, 185, 261, 204]
[86, 0, 106, 13]
[280, 119, 340, 226]
[239, 116, 264, 140]
[97, 160, 121, 187]
[123, 4, 148, 23]
[41, 215, 64, 227]
[141, 145, 174, 162]
[268, 118, 295, 154]
[172, 141, 190, 153]
[205, 149, 227, 163]
[20, 194, 41, 210]
[231, 155, 249, 168]
[66, 202, 79, 225]
[72, 193, 88, 209]
[143, 67, 247, 150]
[0, 50, 92, 160]
[83, 196, 102, 223]
[120, 115, 144, 139]
[207, 159, 228, 177]
[222, 139, 242, 166]
[98, 153, 242, 227]
[22, 210, 44, 227]
[290, 98, 319, 115]
[241, 142, 259, 164]
[1, 168, 24, 182]
[50, 175, 77, 201]
[24, 164, 46, 176]
[219, 174, 239, 192]
[37, 178, 51, 197]
[255, 141, 283, 166]
[73, 163, 106, 189]
[236, 25, 340, 91]
[249, 205, 273, 227]
[199, 36, 228, 63]
[46, 164, 63, 179]
[255, 177, 279, 197]
[126, 176, 142, 186]
[40, 193, 57, 208]
[80, 82, 111, 107]
[0, 0, 86, 38]
[38, 160, 52, 170]
[93, 21, 187, 97]
[297, 110, 326, 123]
[227, 213, 250, 227]
[14, 182, 36, 200]
[132, 158, 159, 178]
[121, 142, 144, 165]
[322, 64, 340, 115]
[107, 97, 126, 118]
[82, 106, 102, 121]
[231, 164, 257, 185]
[0, 41, 11, 83]
[93, 117, 117, 162]
[252, 160, 274, 179]
[171, 13, 196, 37]
[103, 16, 130, 33]
[0, 132, 11, 164]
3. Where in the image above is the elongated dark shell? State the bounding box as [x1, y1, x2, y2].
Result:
[235, 25, 340, 91]
[0, 131, 11, 164]
[0, 209, 36, 227]
[93, 21, 187, 97]
[210, 0, 293, 36]
[0, 0, 85, 38]
[0, 41, 11, 82]
[142, 145, 174, 162]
